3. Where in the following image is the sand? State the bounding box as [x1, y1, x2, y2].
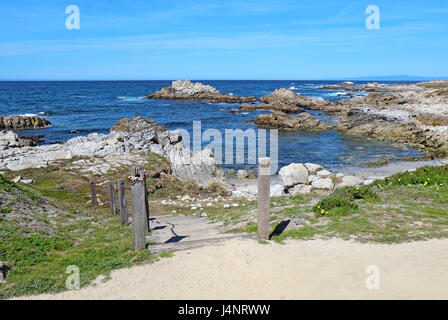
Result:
[17, 238, 448, 300]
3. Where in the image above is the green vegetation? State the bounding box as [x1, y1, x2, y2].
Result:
[1, 161, 447, 299]
[230, 165, 448, 244]
[0, 155, 177, 299]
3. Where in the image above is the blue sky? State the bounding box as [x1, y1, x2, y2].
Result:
[0, 0, 447, 80]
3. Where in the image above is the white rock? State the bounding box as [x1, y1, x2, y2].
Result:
[201, 213, 208, 217]
[289, 184, 304, 195]
[12, 176, 21, 183]
[270, 184, 284, 197]
[338, 175, 363, 188]
[312, 178, 334, 190]
[223, 204, 231, 209]
[316, 169, 332, 178]
[304, 163, 323, 175]
[299, 185, 312, 194]
[231, 203, 239, 207]
[308, 175, 318, 183]
[237, 170, 248, 179]
[289, 184, 312, 195]
[363, 179, 375, 185]
[0, 131, 20, 148]
[181, 195, 191, 201]
[336, 173, 344, 178]
[279, 163, 309, 187]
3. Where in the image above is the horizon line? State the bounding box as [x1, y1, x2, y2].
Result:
[1, 78, 447, 82]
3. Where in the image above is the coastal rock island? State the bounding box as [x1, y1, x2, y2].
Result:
[146, 80, 257, 103]
[0, 115, 50, 130]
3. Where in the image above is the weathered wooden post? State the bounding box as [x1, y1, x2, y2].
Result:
[257, 157, 271, 240]
[90, 181, 97, 208]
[118, 179, 128, 225]
[130, 166, 148, 250]
[131, 166, 150, 231]
[108, 181, 116, 214]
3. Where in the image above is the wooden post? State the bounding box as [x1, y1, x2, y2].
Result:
[90, 181, 97, 208]
[108, 181, 116, 214]
[257, 158, 271, 240]
[118, 179, 128, 225]
[131, 166, 150, 231]
[130, 166, 147, 250]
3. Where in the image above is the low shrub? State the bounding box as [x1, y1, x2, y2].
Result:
[334, 185, 378, 201]
[312, 195, 356, 216]
[375, 165, 448, 188]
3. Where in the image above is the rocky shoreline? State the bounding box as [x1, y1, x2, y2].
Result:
[147, 80, 448, 157]
[0, 116, 225, 187]
[1, 79, 447, 200]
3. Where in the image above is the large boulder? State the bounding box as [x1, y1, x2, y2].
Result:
[279, 163, 309, 187]
[311, 178, 334, 191]
[0, 130, 20, 149]
[165, 146, 224, 186]
[110, 116, 167, 134]
[336, 175, 363, 188]
[260, 88, 299, 104]
[289, 184, 312, 195]
[0, 130, 41, 150]
[252, 111, 329, 131]
[304, 163, 323, 175]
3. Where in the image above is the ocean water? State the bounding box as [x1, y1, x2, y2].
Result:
[0, 80, 422, 171]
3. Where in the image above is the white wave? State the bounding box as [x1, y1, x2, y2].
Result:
[326, 91, 346, 96]
[289, 86, 297, 90]
[15, 112, 46, 117]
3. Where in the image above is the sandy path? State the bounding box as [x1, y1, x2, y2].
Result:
[18, 238, 448, 300]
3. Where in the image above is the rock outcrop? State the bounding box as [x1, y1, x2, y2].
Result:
[336, 108, 448, 156]
[146, 80, 257, 103]
[0, 130, 43, 150]
[258, 88, 341, 114]
[251, 111, 329, 131]
[0, 116, 224, 186]
[0, 116, 50, 130]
